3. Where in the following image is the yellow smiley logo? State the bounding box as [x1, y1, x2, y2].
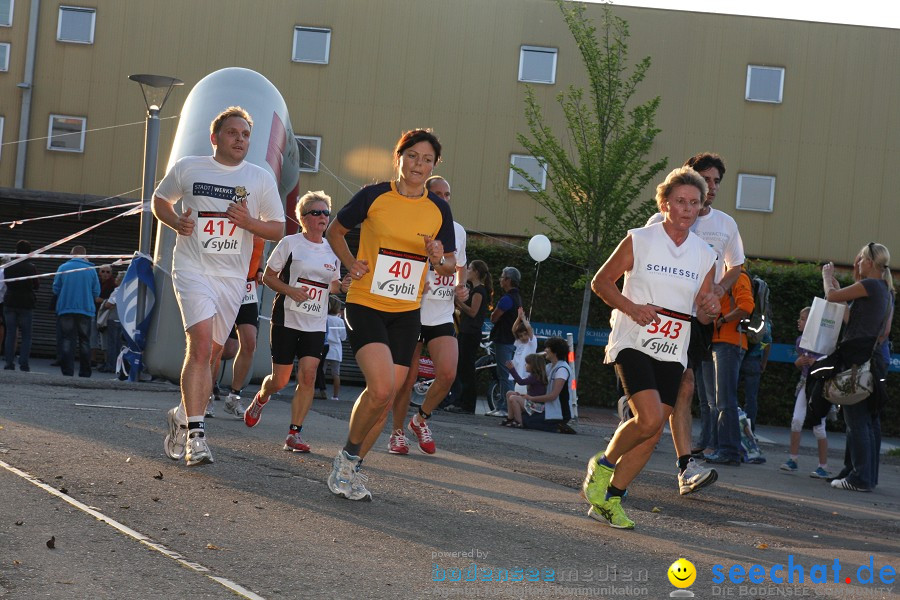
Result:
[668, 558, 696, 588]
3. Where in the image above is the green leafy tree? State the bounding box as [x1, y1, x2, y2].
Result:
[513, 0, 667, 378]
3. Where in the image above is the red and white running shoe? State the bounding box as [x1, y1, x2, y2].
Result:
[407, 416, 436, 455]
[283, 432, 310, 453]
[243, 392, 267, 428]
[388, 429, 409, 455]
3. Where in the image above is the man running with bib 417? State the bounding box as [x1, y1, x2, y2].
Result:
[152, 106, 285, 466]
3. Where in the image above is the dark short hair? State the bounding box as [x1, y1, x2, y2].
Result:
[683, 152, 726, 179]
[394, 129, 442, 164]
[544, 337, 569, 361]
[15, 240, 31, 254]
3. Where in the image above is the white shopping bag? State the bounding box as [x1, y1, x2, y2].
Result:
[799, 297, 844, 355]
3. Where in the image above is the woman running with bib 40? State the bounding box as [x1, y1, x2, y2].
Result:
[242, 191, 349, 452]
[583, 167, 720, 529]
[325, 129, 456, 501]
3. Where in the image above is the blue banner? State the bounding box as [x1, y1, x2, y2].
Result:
[485, 321, 900, 372]
[117, 254, 156, 381]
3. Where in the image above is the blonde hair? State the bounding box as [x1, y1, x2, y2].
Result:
[295, 191, 332, 231]
[859, 242, 895, 296]
[210, 106, 253, 135]
[655, 167, 707, 212]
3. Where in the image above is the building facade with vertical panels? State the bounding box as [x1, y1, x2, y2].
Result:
[1, 0, 898, 265]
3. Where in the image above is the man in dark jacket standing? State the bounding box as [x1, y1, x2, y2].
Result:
[489, 266, 522, 417]
[53, 246, 100, 377]
[3, 240, 40, 371]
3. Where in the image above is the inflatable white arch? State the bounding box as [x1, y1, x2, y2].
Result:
[144, 67, 300, 383]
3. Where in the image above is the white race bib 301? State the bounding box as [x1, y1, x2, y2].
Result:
[634, 306, 691, 364]
[287, 277, 328, 316]
[370, 248, 427, 302]
[198, 211, 241, 255]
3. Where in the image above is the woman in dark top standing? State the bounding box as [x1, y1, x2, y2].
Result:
[821, 242, 893, 492]
[451, 259, 492, 413]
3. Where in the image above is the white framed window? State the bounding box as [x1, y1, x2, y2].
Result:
[0, 0, 13, 27]
[0, 116, 4, 161]
[57, 6, 96, 44]
[518, 46, 557, 84]
[736, 174, 775, 212]
[0, 43, 8, 71]
[47, 114, 86, 152]
[295, 135, 321, 172]
[509, 154, 547, 192]
[292, 26, 331, 64]
[746, 65, 784, 103]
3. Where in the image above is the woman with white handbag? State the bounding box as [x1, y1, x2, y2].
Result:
[820, 242, 894, 492]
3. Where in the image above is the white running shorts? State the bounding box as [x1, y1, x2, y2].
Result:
[172, 270, 244, 345]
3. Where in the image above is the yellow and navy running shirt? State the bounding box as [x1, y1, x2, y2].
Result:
[337, 181, 455, 313]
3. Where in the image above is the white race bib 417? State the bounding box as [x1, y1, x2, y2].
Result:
[370, 248, 427, 302]
[198, 211, 241, 255]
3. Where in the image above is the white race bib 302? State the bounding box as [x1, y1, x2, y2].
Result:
[198, 211, 241, 255]
[424, 269, 456, 302]
[634, 306, 691, 364]
[287, 277, 328, 316]
[370, 248, 427, 302]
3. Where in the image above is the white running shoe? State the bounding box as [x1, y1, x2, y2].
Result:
[163, 407, 187, 460]
[347, 466, 373, 501]
[185, 434, 214, 466]
[327, 450, 358, 498]
[205, 397, 215, 418]
[678, 458, 718, 495]
[223, 392, 245, 419]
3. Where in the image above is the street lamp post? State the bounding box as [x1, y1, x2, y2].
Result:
[128, 74, 183, 381]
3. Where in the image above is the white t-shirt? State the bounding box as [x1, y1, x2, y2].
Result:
[606, 223, 716, 368]
[155, 156, 285, 279]
[543, 361, 572, 421]
[646, 208, 744, 283]
[511, 334, 538, 381]
[420, 221, 467, 326]
[325, 314, 346, 362]
[267, 233, 340, 332]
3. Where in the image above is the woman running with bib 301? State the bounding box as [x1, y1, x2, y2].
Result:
[242, 191, 349, 453]
[325, 129, 456, 501]
[582, 167, 720, 529]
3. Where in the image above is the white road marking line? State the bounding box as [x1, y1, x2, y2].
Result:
[0, 458, 266, 600]
[74, 404, 161, 411]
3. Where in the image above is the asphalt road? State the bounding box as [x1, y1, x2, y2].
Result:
[1, 366, 898, 600]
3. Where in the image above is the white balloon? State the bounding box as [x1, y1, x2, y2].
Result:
[528, 234, 551, 262]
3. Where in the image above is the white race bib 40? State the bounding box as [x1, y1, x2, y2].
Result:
[370, 248, 427, 302]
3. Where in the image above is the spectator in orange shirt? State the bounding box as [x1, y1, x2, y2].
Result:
[705, 267, 754, 466]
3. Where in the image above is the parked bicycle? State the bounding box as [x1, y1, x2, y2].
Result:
[473, 331, 501, 412]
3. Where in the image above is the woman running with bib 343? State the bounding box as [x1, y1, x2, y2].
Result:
[582, 167, 720, 529]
